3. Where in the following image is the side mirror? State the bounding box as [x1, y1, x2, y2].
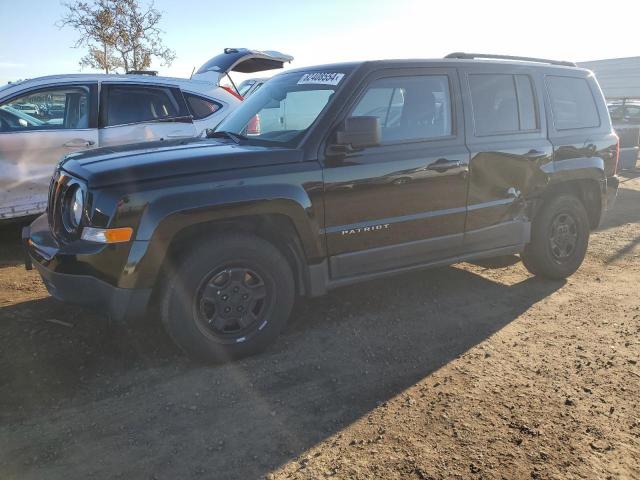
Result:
[335, 116, 381, 151]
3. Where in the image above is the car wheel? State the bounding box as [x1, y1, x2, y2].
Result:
[521, 194, 590, 279]
[161, 233, 295, 362]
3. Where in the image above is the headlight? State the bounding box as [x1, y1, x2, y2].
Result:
[62, 184, 84, 232]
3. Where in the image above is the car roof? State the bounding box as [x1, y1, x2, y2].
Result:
[0, 73, 218, 99]
[284, 58, 588, 76]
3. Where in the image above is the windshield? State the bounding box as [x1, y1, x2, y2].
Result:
[215, 71, 346, 145]
[238, 80, 256, 97]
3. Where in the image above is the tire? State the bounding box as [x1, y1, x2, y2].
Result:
[160, 232, 295, 363]
[521, 194, 590, 279]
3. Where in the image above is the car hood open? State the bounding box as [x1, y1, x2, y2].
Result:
[192, 48, 293, 85]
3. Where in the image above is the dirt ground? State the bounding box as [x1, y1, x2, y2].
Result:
[0, 174, 639, 480]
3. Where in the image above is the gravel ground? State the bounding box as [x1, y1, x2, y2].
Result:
[0, 173, 638, 480]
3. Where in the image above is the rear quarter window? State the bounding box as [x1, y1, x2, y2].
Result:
[183, 93, 221, 120]
[546, 76, 600, 130]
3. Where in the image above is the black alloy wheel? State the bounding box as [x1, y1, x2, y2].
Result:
[195, 266, 269, 340]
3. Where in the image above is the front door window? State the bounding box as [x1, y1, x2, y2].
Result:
[0, 86, 90, 132]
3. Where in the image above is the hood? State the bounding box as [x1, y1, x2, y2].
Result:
[60, 138, 302, 188]
[192, 48, 293, 85]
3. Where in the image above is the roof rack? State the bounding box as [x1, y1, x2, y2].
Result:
[126, 70, 158, 76]
[444, 52, 576, 67]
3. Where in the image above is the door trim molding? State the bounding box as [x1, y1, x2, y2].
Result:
[328, 219, 530, 279]
[329, 232, 464, 278]
[321, 205, 468, 235]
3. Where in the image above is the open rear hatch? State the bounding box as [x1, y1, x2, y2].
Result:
[192, 48, 293, 86]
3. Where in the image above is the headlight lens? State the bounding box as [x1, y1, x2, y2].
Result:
[72, 187, 83, 226]
[62, 184, 84, 232]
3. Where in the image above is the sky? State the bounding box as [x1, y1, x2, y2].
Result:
[1, 0, 640, 86]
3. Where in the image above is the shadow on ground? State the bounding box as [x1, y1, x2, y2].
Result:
[0, 218, 33, 266]
[599, 184, 640, 231]
[0, 262, 564, 479]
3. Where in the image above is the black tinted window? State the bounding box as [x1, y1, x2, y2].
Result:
[351, 75, 452, 142]
[469, 74, 539, 135]
[547, 76, 600, 130]
[469, 74, 518, 135]
[106, 86, 181, 126]
[184, 93, 220, 120]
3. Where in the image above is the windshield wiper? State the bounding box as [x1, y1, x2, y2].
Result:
[206, 130, 247, 144]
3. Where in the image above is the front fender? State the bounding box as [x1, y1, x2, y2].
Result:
[118, 181, 323, 289]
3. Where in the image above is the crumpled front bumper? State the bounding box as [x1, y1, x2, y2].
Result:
[22, 214, 151, 322]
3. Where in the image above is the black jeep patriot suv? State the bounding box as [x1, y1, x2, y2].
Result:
[25, 53, 620, 362]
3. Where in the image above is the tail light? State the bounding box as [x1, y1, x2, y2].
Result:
[247, 115, 261, 135]
[614, 135, 620, 174]
[221, 85, 244, 101]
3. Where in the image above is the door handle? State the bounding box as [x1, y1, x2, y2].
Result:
[427, 158, 461, 172]
[64, 139, 95, 148]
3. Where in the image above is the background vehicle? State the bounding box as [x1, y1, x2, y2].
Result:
[0, 48, 292, 220]
[0, 105, 45, 128]
[607, 100, 640, 170]
[608, 100, 640, 125]
[237, 77, 269, 98]
[11, 102, 40, 116]
[25, 53, 619, 362]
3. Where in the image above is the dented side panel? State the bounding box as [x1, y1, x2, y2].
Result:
[0, 129, 98, 219]
[458, 65, 554, 243]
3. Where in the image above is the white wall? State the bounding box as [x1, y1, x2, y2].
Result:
[579, 57, 640, 99]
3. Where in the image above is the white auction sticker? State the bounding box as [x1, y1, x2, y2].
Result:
[297, 72, 345, 86]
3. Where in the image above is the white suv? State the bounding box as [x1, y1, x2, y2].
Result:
[0, 48, 292, 220]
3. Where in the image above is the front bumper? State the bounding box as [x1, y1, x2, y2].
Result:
[23, 215, 151, 322]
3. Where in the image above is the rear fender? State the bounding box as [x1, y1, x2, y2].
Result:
[537, 157, 606, 228]
[541, 155, 606, 184]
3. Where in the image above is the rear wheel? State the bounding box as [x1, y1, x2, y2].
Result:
[521, 194, 590, 279]
[161, 233, 295, 362]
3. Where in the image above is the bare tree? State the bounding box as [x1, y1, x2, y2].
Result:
[58, 0, 176, 74]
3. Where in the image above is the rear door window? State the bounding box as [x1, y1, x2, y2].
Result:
[546, 76, 600, 130]
[104, 85, 187, 127]
[468, 74, 538, 136]
[350, 75, 452, 143]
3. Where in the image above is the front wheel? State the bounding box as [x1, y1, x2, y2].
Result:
[521, 194, 590, 279]
[160, 233, 295, 362]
